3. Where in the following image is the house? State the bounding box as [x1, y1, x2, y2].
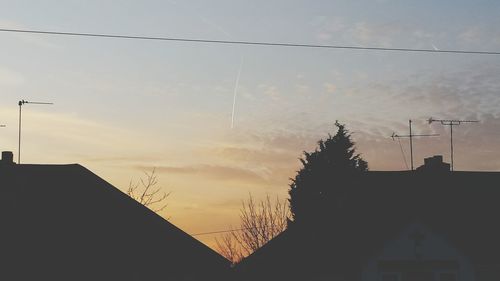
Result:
[0, 151, 230, 280]
[235, 156, 500, 281]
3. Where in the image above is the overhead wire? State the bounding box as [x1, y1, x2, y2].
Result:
[191, 227, 257, 237]
[1, 28, 500, 55]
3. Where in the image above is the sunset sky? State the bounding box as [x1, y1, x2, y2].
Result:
[1, 0, 500, 249]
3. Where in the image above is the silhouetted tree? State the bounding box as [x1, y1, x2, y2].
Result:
[127, 168, 170, 214]
[289, 122, 368, 223]
[216, 230, 242, 265]
[216, 194, 290, 264]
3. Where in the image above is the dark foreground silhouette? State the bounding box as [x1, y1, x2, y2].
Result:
[236, 157, 500, 281]
[0, 152, 230, 281]
[3, 149, 500, 281]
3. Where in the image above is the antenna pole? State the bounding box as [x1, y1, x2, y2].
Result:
[409, 120, 414, 171]
[450, 123, 454, 171]
[17, 99, 54, 164]
[18, 101, 22, 164]
[428, 118, 478, 172]
[391, 121, 439, 171]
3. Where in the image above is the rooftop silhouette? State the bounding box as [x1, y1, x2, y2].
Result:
[236, 159, 500, 281]
[3, 150, 500, 281]
[0, 152, 230, 280]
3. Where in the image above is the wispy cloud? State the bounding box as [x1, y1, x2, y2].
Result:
[313, 17, 439, 49]
[458, 25, 500, 49]
[137, 164, 273, 185]
[259, 84, 281, 101]
[204, 146, 297, 167]
[323, 82, 337, 94]
[84, 155, 164, 163]
[313, 16, 346, 41]
[0, 107, 155, 163]
[315, 17, 500, 51]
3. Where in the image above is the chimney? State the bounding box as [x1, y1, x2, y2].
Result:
[1, 151, 15, 165]
[416, 155, 450, 172]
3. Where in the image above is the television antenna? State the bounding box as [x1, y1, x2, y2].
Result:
[18, 99, 54, 164]
[428, 117, 478, 171]
[391, 119, 439, 171]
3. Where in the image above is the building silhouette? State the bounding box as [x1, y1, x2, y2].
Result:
[235, 156, 500, 281]
[4, 150, 500, 281]
[416, 155, 451, 172]
[0, 152, 230, 280]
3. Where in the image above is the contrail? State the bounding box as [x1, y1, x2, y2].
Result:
[166, 0, 241, 129]
[231, 57, 244, 129]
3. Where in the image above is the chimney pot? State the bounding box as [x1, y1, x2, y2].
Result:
[417, 155, 450, 172]
[1, 151, 15, 165]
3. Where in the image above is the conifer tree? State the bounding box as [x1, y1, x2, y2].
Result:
[289, 122, 368, 223]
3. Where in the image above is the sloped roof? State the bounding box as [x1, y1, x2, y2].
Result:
[0, 164, 230, 280]
[236, 171, 500, 280]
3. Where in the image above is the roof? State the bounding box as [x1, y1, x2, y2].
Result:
[0, 164, 230, 280]
[235, 171, 500, 280]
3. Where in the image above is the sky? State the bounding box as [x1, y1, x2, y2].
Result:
[0, 0, 500, 249]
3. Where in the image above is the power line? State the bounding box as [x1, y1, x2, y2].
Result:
[1, 28, 500, 55]
[191, 227, 257, 237]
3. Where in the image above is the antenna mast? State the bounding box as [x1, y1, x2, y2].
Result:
[391, 119, 439, 171]
[18, 99, 54, 164]
[428, 118, 478, 171]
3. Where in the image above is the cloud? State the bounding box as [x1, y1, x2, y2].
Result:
[458, 25, 500, 49]
[259, 84, 281, 101]
[313, 17, 346, 41]
[323, 82, 337, 94]
[333, 62, 500, 123]
[314, 17, 439, 49]
[316, 20, 499, 50]
[354, 113, 500, 172]
[198, 61, 499, 173]
[400, 65, 500, 117]
[207, 146, 296, 166]
[327, 64, 500, 171]
[138, 164, 272, 185]
[350, 21, 410, 47]
[459, 26, 483, 43]
[84, 155, 163, 163]
[0, 107, 156, 164]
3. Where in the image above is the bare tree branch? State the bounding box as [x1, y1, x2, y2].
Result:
[215, 229, 244, 265]
[216, 194, 290, 264]
[127, 168, 170, 215]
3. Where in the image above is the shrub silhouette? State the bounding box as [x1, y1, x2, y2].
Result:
[289, 122, 368, 224]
